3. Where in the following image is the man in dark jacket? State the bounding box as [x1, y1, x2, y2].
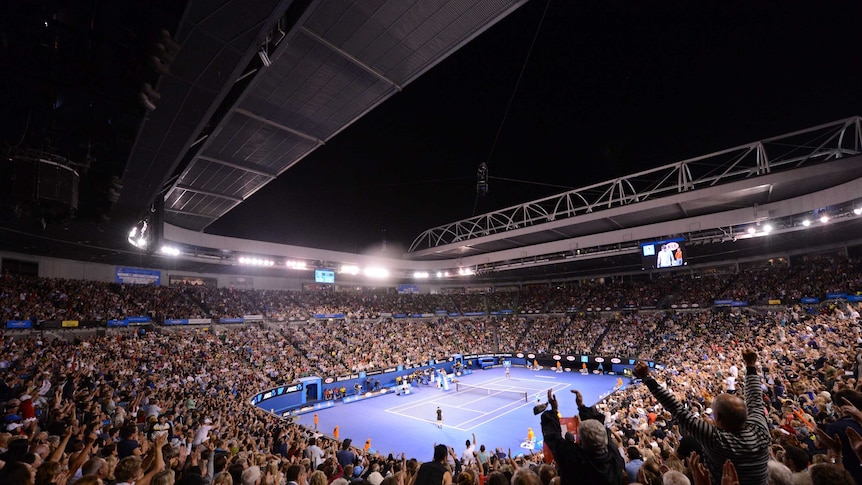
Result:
[540, 388, 625, 485]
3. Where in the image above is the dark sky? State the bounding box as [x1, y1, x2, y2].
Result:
[209, 0, 862, 254]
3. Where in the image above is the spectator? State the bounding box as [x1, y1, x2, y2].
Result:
[634, 349, 771, 485]
[540, 389, 625, 485]
[411, 444, 452, 485]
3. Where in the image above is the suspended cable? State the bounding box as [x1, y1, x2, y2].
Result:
[483, 0, 552, 167]
[489, 176, 575, 191]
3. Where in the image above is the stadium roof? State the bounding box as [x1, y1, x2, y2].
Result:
[2, 2, 862, 282]
[114, 0, 529, 232]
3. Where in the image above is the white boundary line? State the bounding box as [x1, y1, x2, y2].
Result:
[384, 379, 573, 431]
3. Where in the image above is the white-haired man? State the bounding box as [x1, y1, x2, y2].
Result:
[539, 389, 625, 485]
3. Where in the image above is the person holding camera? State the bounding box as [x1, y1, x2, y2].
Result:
[539, 389, 625, 485]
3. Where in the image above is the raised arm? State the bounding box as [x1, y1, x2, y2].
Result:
[741, 348, 768, 432]
[634, 362, 719, 445]
[539, 389, 564, 459]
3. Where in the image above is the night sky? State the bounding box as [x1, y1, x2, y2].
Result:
[202, 1, 862, 254]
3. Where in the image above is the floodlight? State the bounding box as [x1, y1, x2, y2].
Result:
[854, 208, 862, 216]
[341, 265, 360, 275]
[820, 215, 829, 223]
[762, 224, 773, 234]
[364, 267, 389, 279]
[413, 271, 429, 279]
[160, 246, 180, 256]
[747, 227, 756, 235]
[801, 219, 811, 227]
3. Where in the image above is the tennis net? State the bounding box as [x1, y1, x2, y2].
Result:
[454, 383, 528, 402]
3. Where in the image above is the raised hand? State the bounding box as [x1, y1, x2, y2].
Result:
[687, 452, 710, 485]
[721, 459, 740, 485]
[547, 389, 558, 412]
[633, 362, 650, 380]
[846, 427, 862, 463]
[741, 348, 757, 366]
[840, 397, 862, 425]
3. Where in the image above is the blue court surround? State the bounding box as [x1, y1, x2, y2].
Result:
[294, 366, 624, 460]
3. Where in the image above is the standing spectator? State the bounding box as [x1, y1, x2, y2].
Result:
[307, 437, 325, 470]
[634, 348, 770, 485]
[411, 444, 452, 485]
[337, 439, 356, 468]
[461, 434, 476, 465]
[539, 389, 625, 485]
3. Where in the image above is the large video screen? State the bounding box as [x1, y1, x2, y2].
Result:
[641, 238, 686, 270]
[314, 269, 335, 284]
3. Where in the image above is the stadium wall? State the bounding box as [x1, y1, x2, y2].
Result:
[0, 250, 446, 293]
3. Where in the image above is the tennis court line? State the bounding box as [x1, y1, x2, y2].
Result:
[385, 386, 466, 413]
[385, 378, 573, 431]
[455, 382, 571, 431]
[462, 377, 558, 396]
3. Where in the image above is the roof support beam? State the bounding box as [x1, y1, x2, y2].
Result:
[234, 108, 324, 145]
[300, 26, 403, 91]
[175, 184, 243, 203]
[164, 208, 218, 219]
[197, 155, 277, 179]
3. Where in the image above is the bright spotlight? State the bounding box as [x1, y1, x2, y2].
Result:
[854, 208, 862, 216]
[364, 267, 389, 279]
[340, 265, 360, 275]
[820, 215, 829, 223]
[413, 271, 429, 279]
[802, 219, 811, 227]
[762, 224, 773, 234]
[285, 260, 307, 270]
[160, 246, 180, 256]
[747, 227, 756, 235]
[127, 220, 149, 249]
[436, 271, 443, 278]
[458, 268, 475, 276]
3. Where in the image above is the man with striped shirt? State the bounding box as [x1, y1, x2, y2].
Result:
[634, 349, 770, 485]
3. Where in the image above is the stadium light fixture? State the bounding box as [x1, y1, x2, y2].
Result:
[285, 260, 307, 270]
[413, 271, 429, 279]
[127, 220, 149, 249]
[458, 267, 475, 276]
[239, 257, 275, 266]
[801, 219, 811, 227]
[340, 265, 360, 275]
[747, 227, 756, 235]
[436, 271, 443, 278]
[762, 224, 773, 234]
[160, 246, 180, 256]
[820, 214, 829, 224]
[364, 267, 389, 279]
[854, 207, 862, 216]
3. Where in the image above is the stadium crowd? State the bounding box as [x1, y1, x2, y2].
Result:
[2, 253, 862, 484]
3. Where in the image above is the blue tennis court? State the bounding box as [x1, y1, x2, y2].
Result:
[294, 367, 624, 459]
